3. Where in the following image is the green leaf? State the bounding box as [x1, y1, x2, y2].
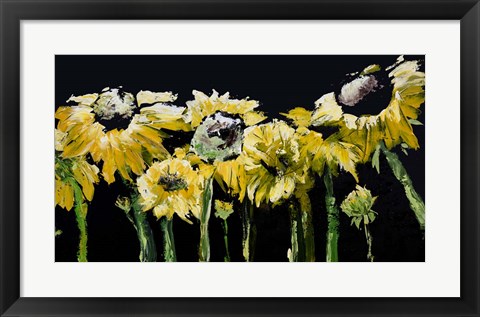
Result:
[401, 147, 408, 156]
[354, 217, 362, 229]
[368, 212, 376, 222]
[371, 144, 381, 174]
[408, 119, 423, 126]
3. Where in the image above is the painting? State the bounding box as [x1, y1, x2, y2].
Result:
[55, 55, 425, 262]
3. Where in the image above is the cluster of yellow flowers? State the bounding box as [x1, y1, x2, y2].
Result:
[55, 56, 425, 262]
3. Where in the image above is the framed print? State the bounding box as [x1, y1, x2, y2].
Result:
[1, 0, 479, 316]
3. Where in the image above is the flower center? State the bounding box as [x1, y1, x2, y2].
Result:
[338, 75, 379, 107]
[93, 87, 138, 130]
[159, 173, 188, 192]
[191, 111, 244, 162]
[260, 154, 291, 178]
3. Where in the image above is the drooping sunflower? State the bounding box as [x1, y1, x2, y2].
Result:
[56, 87, 191, 262]
[55, 87, 189, 184]
[337, 57, 425, 231]
[283, 57, 425, 166]
[339, 57, 426, 162]
[282, 56, 425, 262]
[55, 129, 100, 262]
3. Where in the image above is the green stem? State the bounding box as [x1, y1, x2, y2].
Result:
[298, 193, 315, 262]
[199, 177, 213, 262]
[288, 200, 306, 262]
[160, 217, 176, 262]
[69, 179, 88, 262]
[221, 220, 231, 262]
[241, 200, 256, 262]
[363, 222, 374, 262]
[131, 192, 157, 262]
[323, 168, 340, 262]
[380, 142, 425, 231]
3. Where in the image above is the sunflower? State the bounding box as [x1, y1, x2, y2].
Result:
[187, 90, 266, 194]
[242, 120, 310, 208]
[214, 199, 235, 262]
[56, 87, 192, 262]
[341, 185, 378, 225]
[340, 185, 378, 261]
[338, 57, 425, 230]
[283, 57, 425, 261]
[136, 158, 203, 224]
[281, 86, 364, 263]
[284, 57, 425, 164]
[55, 130, 100, 211]
[135, 157, 204, 262]
[283, 93, 362, 181]
[183, 90, 268, 261]
[55, 129, 100, 262]
[339, 57, 425, 161]
[55, 87, 189, 184]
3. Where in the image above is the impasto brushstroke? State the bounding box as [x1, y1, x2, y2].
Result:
[55, 55, 425, 262]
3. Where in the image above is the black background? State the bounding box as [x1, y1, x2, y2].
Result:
[55, 55, 424, 262]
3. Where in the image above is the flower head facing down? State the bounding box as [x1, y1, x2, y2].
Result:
[243, 121, 310, 207]
[339, 57, 425, 161]
[136, 158, 202, 224]
[56, 88, 190, 184]
[340, 185, 378, 228]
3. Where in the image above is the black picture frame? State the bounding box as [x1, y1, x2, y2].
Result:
[1, 0, 478, 316]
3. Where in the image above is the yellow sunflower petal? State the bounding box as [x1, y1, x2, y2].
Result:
[281, 107, 312, 127]
[311, 92, 343, 126]
[242, 111, 267, 126]
[67, 93, 98, 106]
[136, 90, 177, 105]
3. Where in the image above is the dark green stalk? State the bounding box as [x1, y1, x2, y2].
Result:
[199, 177, 213, 262]
[69, 179, 88, 262]
[363, 222, 374, 262]
[298, 193, 315, 262]
[288, 200, 306, 262]
[323, 168, 340, 262]
[241, 200, 256, 262]
[131, 194, 157, 262]
[160, 217, 176, 262]
[380, 142, 425, 231]
[221, 220, 231, 262]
